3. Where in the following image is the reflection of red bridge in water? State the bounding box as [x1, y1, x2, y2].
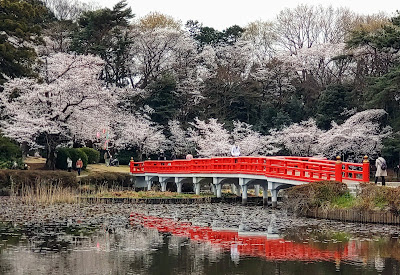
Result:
[130, 213, 361, 262]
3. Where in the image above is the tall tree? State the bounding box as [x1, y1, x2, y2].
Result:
[0, 53, 115, 169]
[0, 0, 50, 85]
[71, 0, 134, 86]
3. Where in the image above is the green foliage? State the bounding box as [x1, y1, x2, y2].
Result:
[79, 148, 100, 164]
[284, 180, 348, 213]
[367, 65, 400, 130]
[56, 148, 88, 170]
[116, 149, 135, 165]
[316, 85, 355, 129]
[0, 0, 52, 84]
[71, 0, 133, 86]
[382, 133, 400, 167]
[145, 73, 179, 125]
[0, 135, 22, 166]
[331, 192, 356, 208]
[186, 20, 244, 46]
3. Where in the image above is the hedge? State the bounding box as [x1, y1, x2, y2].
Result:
[56, 148, 88, 170]
[0, 135, 22, 169]
[79, 148, 100, 164]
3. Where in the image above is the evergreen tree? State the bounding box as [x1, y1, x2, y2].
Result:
[0, 0, 51, 86]
[71, 0, 133, 86]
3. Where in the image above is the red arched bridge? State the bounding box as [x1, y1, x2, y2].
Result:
[130, 156, 370, 206]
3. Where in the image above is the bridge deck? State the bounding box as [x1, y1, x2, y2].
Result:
[130, 156, 369, 184]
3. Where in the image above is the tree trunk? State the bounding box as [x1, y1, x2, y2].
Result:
[45, 134, 58, 170]
[45, 146, 56, 170]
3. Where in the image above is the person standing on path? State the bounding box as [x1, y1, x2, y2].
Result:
[76, 158, 83, 176]
[104, 151, 109, 166]
[67, 157, 72, 172]
[375, 153, 387, 186]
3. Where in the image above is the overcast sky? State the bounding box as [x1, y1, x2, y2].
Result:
[91, 0, 398, 30]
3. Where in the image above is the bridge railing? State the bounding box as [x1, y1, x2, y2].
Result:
[129, 156, 370, 183]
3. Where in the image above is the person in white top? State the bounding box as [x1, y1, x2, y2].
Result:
[231, 144, 240, 157]
[186, 154, 193, 160]
[375, 153, 387, 186]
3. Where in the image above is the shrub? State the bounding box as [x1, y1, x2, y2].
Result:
[0, 135, 22, 169]
[56, 148, 88, 170]
[357, 183, 397, 211]
[56, 148, 70, 170]
[116, 150, 135, 165]
[79, 148, 100, 164]
[283, 180, 348, 213]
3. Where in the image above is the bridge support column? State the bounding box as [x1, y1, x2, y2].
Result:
[211, 184, 216, 195]
[235, 184, 241, 196]
[161, 181, 167, 192]
[271, 189, 277, 208]
[216, 184, 222, 198]
[176, 181, 182, 194]
[145, 176, 152, 191]
[254, 185, 260, 197]
[262, 186, 268, 206]
[213, 177, 222, 198]
[230, 184, 235, 194]
[194, 178, 200, 195]
[241, 184, 248, 205]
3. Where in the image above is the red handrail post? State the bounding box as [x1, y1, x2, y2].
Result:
[130, 157, 134, 173]
[335, 156, 343, 182]
[362, 155, 370, 183]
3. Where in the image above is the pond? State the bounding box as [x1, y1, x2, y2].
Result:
[0, 199, 399, 274]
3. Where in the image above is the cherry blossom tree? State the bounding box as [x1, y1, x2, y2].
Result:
[167, 120, 194, 158]
[318, 109, 391, 160]
[271, 118, 323, 156]
[187, 118, 279, 157]
[231, 121, 279, 156]
[286, 43, 353, 87]
[0, 53, 115, 169]
[112, 112, 166, 160]
[188, 118, 231, 157]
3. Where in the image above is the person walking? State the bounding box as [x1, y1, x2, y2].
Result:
[67, 157, 72, 172]
[76, 158, 83, 176]
[375, 153, 387, 186]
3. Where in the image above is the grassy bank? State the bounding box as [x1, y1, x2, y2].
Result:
[284, 181, 400, 215]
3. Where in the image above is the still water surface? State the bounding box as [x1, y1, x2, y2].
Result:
[1, 204, 400, 274]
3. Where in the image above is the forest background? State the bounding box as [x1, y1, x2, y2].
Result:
[1, 0, 400, 169]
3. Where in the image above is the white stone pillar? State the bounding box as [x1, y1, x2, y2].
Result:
[262, 185, 268, 206]
[194, 178, 200, 195]
[271, 189, 277, 208]
[235, 184, 241, 196]
[161, 181, 167, 192]
[254, 185, 260, 197]
[211, 184, 216, 195]
[176, 182, 182, 194]
[230, 184, 235, 194]
[216, 184, 222, 198]
[241, 181, 248, 205]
